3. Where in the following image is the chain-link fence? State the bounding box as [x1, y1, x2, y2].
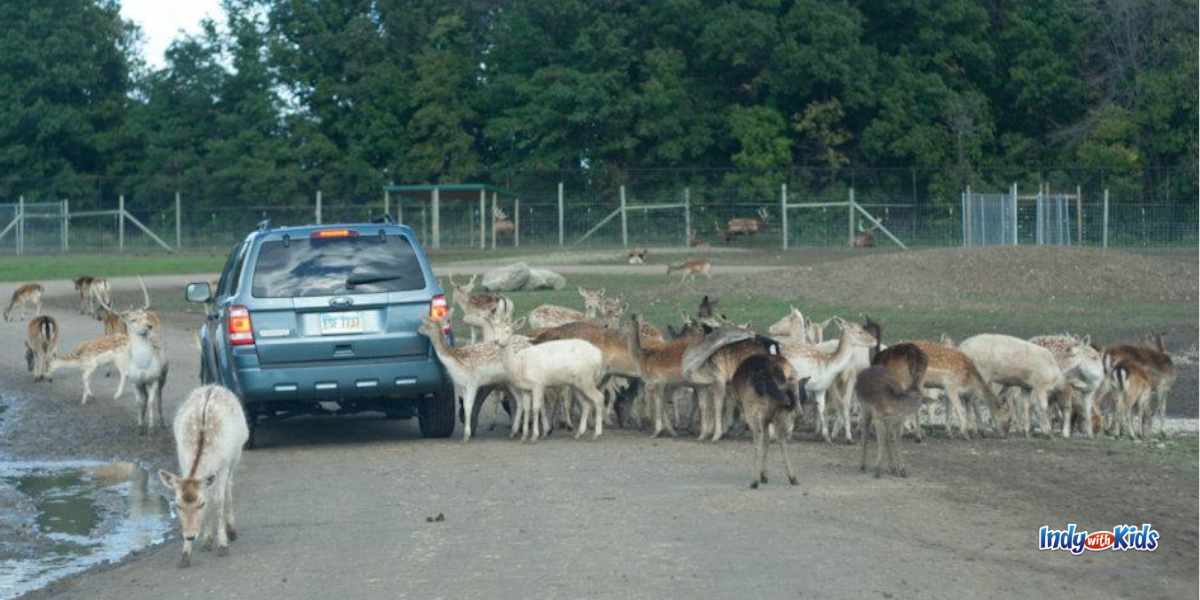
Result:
[0, 167, 1194, 254]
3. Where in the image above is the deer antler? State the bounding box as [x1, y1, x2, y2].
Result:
[138, 276, 151, 310]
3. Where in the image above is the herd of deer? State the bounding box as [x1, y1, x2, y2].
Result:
[435, 276, 1181, 484]
[1, 271, 1184, 564]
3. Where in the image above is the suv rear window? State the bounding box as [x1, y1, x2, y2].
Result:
[251, 232, 426, 298]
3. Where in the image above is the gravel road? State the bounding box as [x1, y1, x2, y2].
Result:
[0, 278, 1195, 600]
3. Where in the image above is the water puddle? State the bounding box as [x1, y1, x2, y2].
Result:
[0, 460, 172, 599]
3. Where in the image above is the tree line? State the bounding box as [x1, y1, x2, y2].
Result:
[1, 0, 1195, 208]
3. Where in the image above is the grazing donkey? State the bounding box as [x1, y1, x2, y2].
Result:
[159, 385, 249, 568]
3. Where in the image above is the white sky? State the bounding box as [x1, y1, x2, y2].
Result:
[121, 0, 225, 68]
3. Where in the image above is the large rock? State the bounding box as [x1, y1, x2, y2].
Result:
[525, 268, 566, 290]
[480, 263, 531, 291]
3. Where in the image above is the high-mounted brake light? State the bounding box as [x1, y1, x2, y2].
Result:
[228, 305, 255, 346]
[431, 294, 451, 334]
[311, 229, 358, 239]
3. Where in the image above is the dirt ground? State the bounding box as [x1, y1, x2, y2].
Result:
[1, 247, 1198, 599]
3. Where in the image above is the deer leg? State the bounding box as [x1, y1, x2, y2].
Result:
[224, 459, 239, 542]
[712, 380, 729, 441]
[461, 384, 479, 442]
[81, 363, 97, 405]
[860, 408, 872, 472]
[697, 387, 712, 440]
[813, 389, 831, 442]
[873, 416, 886, 478]
[839, 373, 856, 443]
[945, 389, 971, 439]
[775, 414, 799, 485]
[888, 419, 907, 477]
[213, 473, 230, 556]
[586, 385, 605, 439]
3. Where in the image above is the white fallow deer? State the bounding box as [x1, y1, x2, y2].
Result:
[25, 315, 59, 382]
[159, 385, 249, 568]
[3, 283, 43, 321]
[959, 334, 1068, 438]
[95, 276, 171, 434]
[778, 317, 878, 443]
[449, 274, 512, 344]
[498, 332, 607, 442]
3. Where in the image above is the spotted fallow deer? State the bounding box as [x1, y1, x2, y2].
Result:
[874, 340, 1006, 440]
[682, 327, 782, 441]
[4, 283, 43, 321]
[159, 384, 249, 567]
[95, 276, 171, 433]
[449, 274, 511, 344]
[724, 208, 769, 242]
[1102, 342, 1176, 438]
[621, 315, 707, 438]
[666, 259, 712, 285]
[25, 315, 59, 382]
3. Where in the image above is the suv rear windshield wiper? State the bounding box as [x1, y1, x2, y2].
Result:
[346, 273, 409, 287]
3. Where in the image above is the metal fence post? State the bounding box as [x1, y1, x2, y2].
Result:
[514, 197, 520, 247]
[479, 188, 486, 249]
[557, 182, 564, 247]
[175, 191, 182, 249]
[491, 192, 497, 249]
[1102, 188, 1109, 249]
[1010, 182, 1018, 245]
[780, 183, 787, 250]
[963, 185, 971, 246]
[16, 195, 24, 256]
[315, 190, 322, 225]
[619, 185, 627, 247]
[118, 194, 125, 252]
[1075, 185, 1083, 245]
[847, 187, 856, 246]
[63, 199, 69, 253]
[432, 186, 440, 249]
[684, 187, 692, 247]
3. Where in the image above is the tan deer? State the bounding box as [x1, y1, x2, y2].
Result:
[851, 221, 881, 248]
[25, 315, 59, 382]
[4, 283, 43, 321]
[95, 277, 171, 433]
[493, 207, 516, 237]
[159, 385, 249, 567]
[778, 318, 878, 442]
[682, 328, 782, 441]
[74, 276, 97, 314]
[98, 306, 127, 336]
[49, 334, 131, 405]
[621, 315, 706, 437]
[724, 208, 769, 242]
[666, 258, 712, 285]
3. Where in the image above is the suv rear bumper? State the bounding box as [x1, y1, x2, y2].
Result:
[232, 354, 449, 404]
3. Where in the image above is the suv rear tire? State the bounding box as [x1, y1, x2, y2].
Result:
[418, 387, 455, 438]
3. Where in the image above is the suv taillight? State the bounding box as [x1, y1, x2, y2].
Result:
[228, 305, 255, 346]
[431, 294, 451, 334]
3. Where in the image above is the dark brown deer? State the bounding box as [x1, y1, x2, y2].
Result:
[723, 208, 769, 242]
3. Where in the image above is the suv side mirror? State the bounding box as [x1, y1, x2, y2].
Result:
[185, 282, 213, 304]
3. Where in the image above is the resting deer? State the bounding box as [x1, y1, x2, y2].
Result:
[857, 360, 927, 479]
[666, 259, 711, 285]
[733, 354, 803, 488]
[25, 315, 59, 382]
[159, 385, 249, 567]
[4, 283, 43, 321]
[96, 276, 170, 433]
[851, 221, 881, 248]
[627, 247, 647, 264]
[724, 208, 769, 242]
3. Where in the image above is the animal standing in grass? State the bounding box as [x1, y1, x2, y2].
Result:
[159, 385, 249, 568]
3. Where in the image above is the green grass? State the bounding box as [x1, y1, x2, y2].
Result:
[0, 253, 226, 282]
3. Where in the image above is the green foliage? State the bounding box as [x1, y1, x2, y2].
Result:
[0, 0, 1194, 208]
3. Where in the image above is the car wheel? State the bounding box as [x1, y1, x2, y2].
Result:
[418, 387, 455, 438]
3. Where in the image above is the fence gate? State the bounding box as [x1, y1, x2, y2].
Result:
[961, 190, 1016, 246]
[1034, 192, 1077, 246]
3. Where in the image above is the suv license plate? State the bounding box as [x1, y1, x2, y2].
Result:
[319, 312, 363, 335]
